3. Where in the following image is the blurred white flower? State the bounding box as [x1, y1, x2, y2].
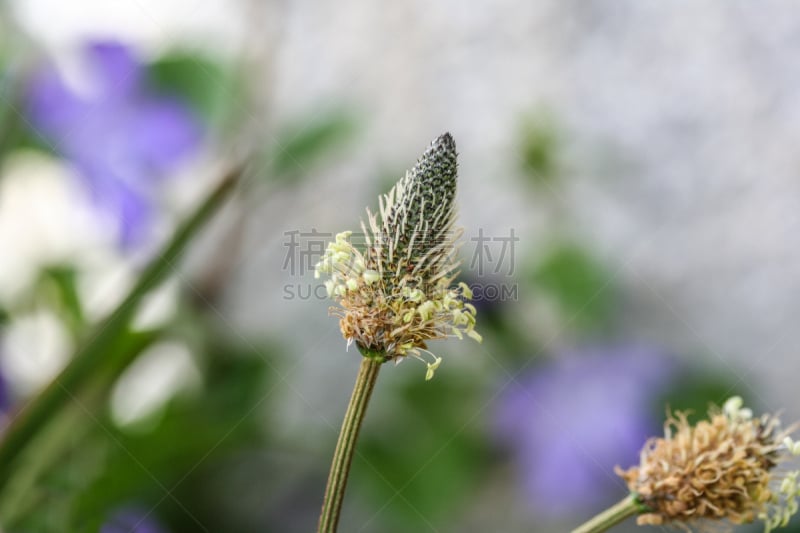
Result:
[0, 150, 113, 303]
[0, 150, 180, 330]
[9, 0, 247, 58]
[0, 309, 71, 395]
[110, 341, 200, 428]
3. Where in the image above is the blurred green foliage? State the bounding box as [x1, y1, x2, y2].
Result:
[0, 54, 12, 154]
[76, 346, 271, 532]
[356, 375, 490, 532]
[518, 112, 562, 186]
[7, 337, 273, 533]
[268, 109, 359, 182]
[148, 53, 242, 132]
[0, 65, 53, 157]
[655, 367, 740, 424]
[0, 328, 161, 530]
[37, 265, 86, 338]
[529, 244, 615, 332]
[0, 168, 243, 530]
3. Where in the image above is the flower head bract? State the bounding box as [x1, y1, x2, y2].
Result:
[315, 133, 481, 379]
[616, 396, 800, 531]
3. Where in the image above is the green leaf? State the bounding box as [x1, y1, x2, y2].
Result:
[269, 109, 359, 181]
[530, 244, 615, 332]
[147, 53, 239, 130]
[37, 265, 85, 337]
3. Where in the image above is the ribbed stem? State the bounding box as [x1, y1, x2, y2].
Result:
[318, 357, 382, 533]
[571, 494, 641, 533]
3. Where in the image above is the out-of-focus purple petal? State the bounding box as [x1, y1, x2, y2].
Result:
[115, 185, 154, 249]
[86, 41, 143, 101]
[22, 40, 204, 249]
[26, 67, 87, 137]
[129, 99, 201, 172]
[494, 345, 676, 518]
[77, 159, 153, 248]
[101, 508, 168, 533]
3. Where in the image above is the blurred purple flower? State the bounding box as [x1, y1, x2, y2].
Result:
[26, 41, 201, 247]
[101, 508, 168, 533]
[494, 345, 674, 517]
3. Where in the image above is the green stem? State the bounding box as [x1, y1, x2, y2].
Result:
[0, 164, 245, 494]
[318, 356, 382, 533]
[571, 494, 642, 533]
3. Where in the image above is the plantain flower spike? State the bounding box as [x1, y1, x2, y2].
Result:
[616, 396, 800, 531]
[315, 133, 481, 379]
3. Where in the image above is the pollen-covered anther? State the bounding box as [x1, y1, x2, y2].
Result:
[615, 396, 800, 532]
[314, 133, 481, 379]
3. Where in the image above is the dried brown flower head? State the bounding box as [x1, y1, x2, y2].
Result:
[616, 397, 800, 531]
[315, 133, 480, 379]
